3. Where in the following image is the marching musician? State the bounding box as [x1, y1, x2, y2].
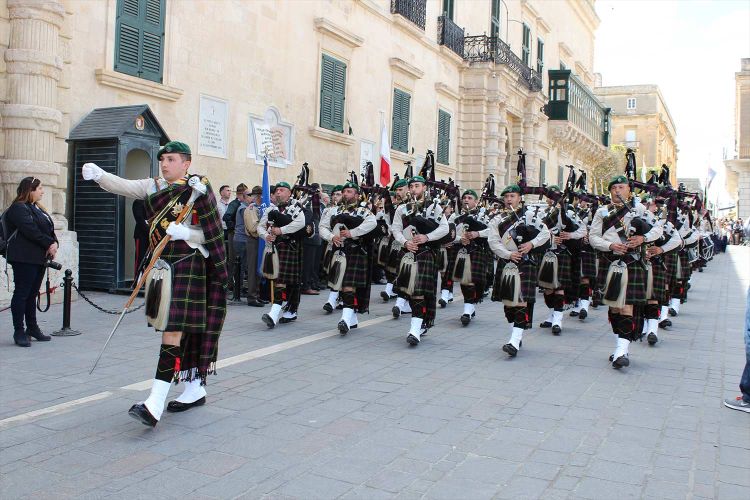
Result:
[438, 199, 458, 309]
[387, 179, 414, 318]
[643, 196, 682, 345]
[452, 189, 493, 326]
[321, 185, 343, 313]
[538, 186, 586, 335]
[81, 141, 228, 427]
[589, 175, 662, 369]
[258, 181, 306, 328]
[488, 185, 550, 357]
[670, 206, 700, 317]
[319, 181, 377, 334]
[391, 175, 449, 345]
[570, 196, 598, 321]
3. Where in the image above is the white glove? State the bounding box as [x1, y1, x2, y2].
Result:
[82, 163, 104, 181]
[166, 222, 190, 241]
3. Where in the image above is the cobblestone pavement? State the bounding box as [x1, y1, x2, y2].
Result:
[1, 247, 749, 499]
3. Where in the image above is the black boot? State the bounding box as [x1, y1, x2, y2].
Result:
[14, 328, 31, 347]
[26, 325, 51, 341]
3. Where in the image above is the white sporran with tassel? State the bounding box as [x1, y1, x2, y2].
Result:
[499, 262, 523, 306]
[145, 259, 172, 331]
[602, 259, 628, 308]
[261, 244, 279, 280]
[453, 247, 473, 285]
[327, 250, 347, 290]
[537, 250, 560, 289]
[396, 252, 418, 296]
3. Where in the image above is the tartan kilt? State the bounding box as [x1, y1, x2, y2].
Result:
[598, 253, 648, 305]
[548, 250, 574, 289]
[648, 259, 669, 304]
[386, 239, 402, 274]
[677, 249, 692, 281]
[467, 243, 493, 286]
[276, 238, 302, 285]
[492, 257, 539, 304]
[161, 240, 225, 382]
[442, 244, 460, 277]
[396, 246, 439, 297]
[341, 243, 370, 288]
[580, 246, 598, 279]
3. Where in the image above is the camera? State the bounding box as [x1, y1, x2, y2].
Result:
[45, 259, 62, 271]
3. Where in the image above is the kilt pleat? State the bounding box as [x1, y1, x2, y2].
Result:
[648, 259, 669, 304]
[580, 245, 598, 279]
[461, 242, 493, 285]
[276, 239, 302, 285]
[341, 243, 370, 288]
[396, 246, 439, 297]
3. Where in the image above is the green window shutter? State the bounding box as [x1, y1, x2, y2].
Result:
[536, 38, 544, 74]
[114, 0, 165, 83]
[391, 89, 411, 153]
[140, 0, 165, 83]
[539, 159, 546, 185]
[522, 24, 531, 66]
[319, 54, 346, 133]
[443, 0, 454, 19]
[437, 110, 451, 165]
[491, 0, 501, 38]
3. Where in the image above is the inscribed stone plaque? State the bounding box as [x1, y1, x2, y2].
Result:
[198, 95, 228, 158]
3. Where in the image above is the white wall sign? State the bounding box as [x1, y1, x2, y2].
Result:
[248, 107, 294, 167]
[359, 140, 375, 181]
[198, 94, 228, 158]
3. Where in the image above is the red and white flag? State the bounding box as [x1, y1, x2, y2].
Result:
[379, 118, 391, 186]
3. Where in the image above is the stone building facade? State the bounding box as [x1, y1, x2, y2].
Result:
[0, 0, 610, 299]
[724, 58, 750, 221]
[594, 84, 678, 185]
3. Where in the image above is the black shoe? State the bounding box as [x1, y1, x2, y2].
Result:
[612, 355, 630, 369]
[167, 396, 206, 413]
[26, 325, 51, 341]
[406, 334, 420, 346]
[336, 303, 344, 310]
[659, 319, 672, 328]
[13, 328, 30, 347]
[323, 302, 333, 313]
[569, 310, 579, 317]
[247, 300, 264, 307]
[260, 299, 270, 304]
[381, 291, 391, 302]
[128, 403, 158, 427]
[647, 332, 658, 345]
[668, 308, 677, 317]
[552, 325, 562, 335]
[502, 343, 518, 357]
[438, 299, 447, 308]
[578, 309, 588, 321]
[338, 320, 349, 335]
[460, 312, 475, 326]
[262, 314, 276, 329]
[540, 321, 552, 328]
[279, 315, 297, 324]
[392, 306, 401, 318]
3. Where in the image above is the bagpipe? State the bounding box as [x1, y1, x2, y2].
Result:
[479, 173, 505, 208]
[418, 150, 461, 215]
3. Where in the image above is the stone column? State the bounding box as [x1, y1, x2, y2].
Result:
[0, 0, 76, 305]
[497, 101, 508, 184]
[522, 112, 537, 183]
[484, 93, 501, 182]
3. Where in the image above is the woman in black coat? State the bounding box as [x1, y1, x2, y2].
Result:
[4, 177, 58, 346]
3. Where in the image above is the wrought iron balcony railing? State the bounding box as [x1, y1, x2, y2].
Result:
[463, 35, 542, 92]
[437, 15, 465, 58]
[391, 0, 426, 30]
[546, 69, 611, 147]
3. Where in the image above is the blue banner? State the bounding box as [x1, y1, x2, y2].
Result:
[257, 156, 271, 275]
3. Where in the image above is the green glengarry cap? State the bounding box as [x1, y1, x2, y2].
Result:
[392, 179, 408, 189]
[501, 184, 522, 196]
[332, 184, 343, 193]
[408, 175, 426, 185]
[607, 175, 629, 191]
[275, 181, 292, 190]
[342, 181, 360, 192]
[547, 184, 561, 192]
[158, 141, 191, 160]
[462, 189, 478, 199]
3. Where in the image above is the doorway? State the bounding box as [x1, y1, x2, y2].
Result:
[122, 148, 151, 285]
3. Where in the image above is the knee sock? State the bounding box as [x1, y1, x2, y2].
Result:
[144, 344, 179, 420]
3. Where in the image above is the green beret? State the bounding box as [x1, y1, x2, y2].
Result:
[607, 175, 629, 191]
[501, 184, 522, 196]
[392, 179, 408, 189]
[157, 141, 191, 159]
[332, 184, 343, 193]
[462, 189, 478, 199]
[548, 185, 561, 192]
[408, 175, 426, 185]
[275, 181, 292, 190]
[342, 181, 360, 192]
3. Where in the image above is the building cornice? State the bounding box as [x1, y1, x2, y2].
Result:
[435, 82, 460, 101]
[95, 69, 183, 102]
[314, 18, 364, 48]
[389, 57, 424, 80]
